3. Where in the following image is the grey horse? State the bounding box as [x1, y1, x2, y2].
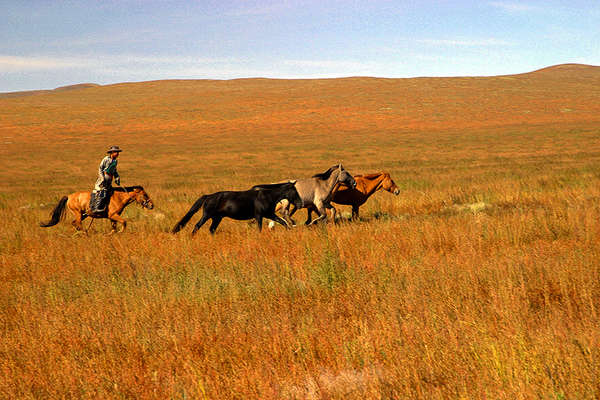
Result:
[277, 164, 357, 226]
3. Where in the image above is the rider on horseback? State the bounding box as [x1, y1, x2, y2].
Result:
[90, 145, 122, 216]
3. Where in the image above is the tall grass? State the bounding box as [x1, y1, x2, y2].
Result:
[1, 70, 600, 398]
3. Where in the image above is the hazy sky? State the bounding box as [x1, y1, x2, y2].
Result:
[1, 0, 599, 92]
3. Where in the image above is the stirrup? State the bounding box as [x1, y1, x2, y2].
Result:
[89, 209, 106, 217]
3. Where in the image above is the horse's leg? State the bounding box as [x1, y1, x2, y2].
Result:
[71, 215, 83, 231]
[326, 203, 339, 223]
[65, 199, 83, 231]
[305, 207, 314, 225]
[276, 199, 293, 226]
[109, 214, 127, 233]
[352, 205, 360, 220]
[107, 208, 124, 235]
[308, 203, 327, 225]
[208, 216, 223, 234]
[287, 203, 299, 227]
[191, 213, 211, 235]
[267, 214, 291, 229]
[254, 215, 264, 232]
[71, 215, 87, 237]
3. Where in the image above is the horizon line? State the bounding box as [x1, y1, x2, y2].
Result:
[2, 63, 598, 96]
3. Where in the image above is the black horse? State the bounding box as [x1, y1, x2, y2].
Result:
[171, 181, 303, 234]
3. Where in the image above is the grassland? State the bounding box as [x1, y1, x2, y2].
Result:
[1, 64, 600, 399]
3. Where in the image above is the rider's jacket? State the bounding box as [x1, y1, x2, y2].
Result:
[94, 156, 119, 191]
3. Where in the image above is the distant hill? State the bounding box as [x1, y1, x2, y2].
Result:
[525, 63, 600, 78]
[53, 83, 101, 92]
[1, 64, 599, 98]
[1, 63, 599, 135]
[0, 83, 100, 98]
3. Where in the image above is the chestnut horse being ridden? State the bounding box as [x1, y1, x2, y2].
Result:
[40, 186, 154, 233]
[305, 172, 400, 223]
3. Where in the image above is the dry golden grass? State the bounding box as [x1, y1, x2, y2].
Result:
[1, 64, 600, 399]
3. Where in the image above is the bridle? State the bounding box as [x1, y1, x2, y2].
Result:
[132, 191, 152, 208]
[141, 198, 152, 208]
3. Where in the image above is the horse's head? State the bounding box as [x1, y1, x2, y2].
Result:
[131, 187, 154, 209]
[337, 165, 357, 189]
[381, 173, 400, 195]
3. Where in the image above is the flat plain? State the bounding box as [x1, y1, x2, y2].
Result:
[1, 64, 599, 399]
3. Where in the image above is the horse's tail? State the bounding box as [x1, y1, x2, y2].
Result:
[39, 196, 68, 227]
[171, 196, 206, 233]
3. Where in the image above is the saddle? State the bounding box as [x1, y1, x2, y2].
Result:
[89, 189, 111, 216]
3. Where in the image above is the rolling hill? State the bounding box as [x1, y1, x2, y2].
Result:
[1, 64, 599, 399]
[1, 64, 599, 138]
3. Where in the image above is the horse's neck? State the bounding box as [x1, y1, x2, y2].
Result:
[324, 170, 341, 193]
[113, 191, 134, 209]
[361, 174, 385, 196]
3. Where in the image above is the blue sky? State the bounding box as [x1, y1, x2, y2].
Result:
[1, 0, 599, 92]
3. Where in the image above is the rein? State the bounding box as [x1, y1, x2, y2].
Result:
[117, 185, 134, 207]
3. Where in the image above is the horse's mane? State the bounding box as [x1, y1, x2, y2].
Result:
[354, 172, 388, 180]
[114, 185, 144, 192]
[312, 165, 340, 180]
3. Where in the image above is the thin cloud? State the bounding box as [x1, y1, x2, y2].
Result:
[0, 55, 90, 71]
[489, 2, 540, 13]
[0, 54, 238, 73]
[0, 53, 293, 81]
[416, 38, 513, 47]
[61, 34, 151, 48]
[283, 59, 378, 71]
[225, 2, 294, 17]
[98, 55, 238, 65]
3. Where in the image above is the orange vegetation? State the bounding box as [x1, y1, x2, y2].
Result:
[0, 64, 599, 398]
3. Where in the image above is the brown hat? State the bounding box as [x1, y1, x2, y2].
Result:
[107, 145, 122, 154]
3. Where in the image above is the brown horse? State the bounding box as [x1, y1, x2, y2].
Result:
[305, 172, 399, 223]
[40, 186, 154, 233]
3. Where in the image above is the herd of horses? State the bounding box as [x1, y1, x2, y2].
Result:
[39, 164, 400, 235]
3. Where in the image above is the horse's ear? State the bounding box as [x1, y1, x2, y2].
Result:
[289, 179, 297, 184]
[338, 162, 342, 170]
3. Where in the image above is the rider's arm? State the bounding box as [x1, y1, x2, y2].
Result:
[99, 158, 113, 185]
[103, 159, 118, 177]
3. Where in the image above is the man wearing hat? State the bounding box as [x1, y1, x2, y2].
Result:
[89, 145, 122, 215]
